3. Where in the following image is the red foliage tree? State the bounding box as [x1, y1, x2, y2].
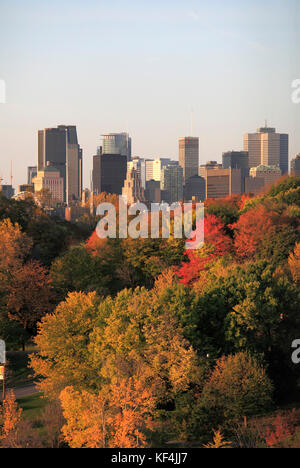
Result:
[178, 214, 233, 287]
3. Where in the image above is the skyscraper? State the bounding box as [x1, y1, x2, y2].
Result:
[101, 133, 132, 161]
[244, 124, 289, 175]
[38, 125, 82, 204]
[291, 154, 300, 177]
[27, 166, 37, 185]
[161, 164, 184, 203]
[222, 151, 249, 193]
[92, 154, 127, 195]
[179, 137, 199, 183]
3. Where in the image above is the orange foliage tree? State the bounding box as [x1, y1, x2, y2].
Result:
[289, 243, 300, 286]
[60, 378, 156, 448]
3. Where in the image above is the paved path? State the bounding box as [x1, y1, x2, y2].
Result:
[1, 384, 39, 400]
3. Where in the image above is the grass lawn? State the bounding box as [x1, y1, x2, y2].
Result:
[6, 351, 36, 389]
[17, 393, 47, 420]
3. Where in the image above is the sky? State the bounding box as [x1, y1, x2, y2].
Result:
[0, 0, 299, 189]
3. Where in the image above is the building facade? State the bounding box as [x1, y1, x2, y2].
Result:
[249, 165, 282, 188]
[92, 154, 127, 195]
[32, 165, 64, 203]
[38, 125, 82, 204]
[122, 168, 146, 204]
[101, 133, 132, 161]
[200, 164, 242, 199]
[291, 154, 300, 177]
[244, 125, 289, 175]
[161, 164, 184, 203]
[179, 137, 199, 183]
[184, 175, 206, 202]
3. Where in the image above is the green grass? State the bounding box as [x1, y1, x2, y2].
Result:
[17, 393, 47, 420]
[6, 351, 35, 389]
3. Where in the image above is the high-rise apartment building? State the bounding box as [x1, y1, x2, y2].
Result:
[92, 154, 127, 195]
[244, 125, 288, 175]
[38, 125, 82, 204]
[291, 154, 300, 177]
[179, 137, 199, 183]
[101, 133, 132, 161]
[161, 165, 184, 203]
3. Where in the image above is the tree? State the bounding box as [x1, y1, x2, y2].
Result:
[178, 214, 233, 287]
[289, 243, 300, 286]
[6, 260, 54, 337]
[0, 218, 32, 273]
[200, 353, 273, 424]
[204, 430, 232, 448]
[30, 292, 101, 399]
[0, 390, 42, 448]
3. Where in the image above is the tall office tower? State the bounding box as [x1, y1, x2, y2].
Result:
[102, 133, 132, 161]
[249, 165, 282, 188]
[128, 157, 147, 189]
[92, 154, 127, 195]
[161, 165, 184, 204]
[145, 158, 177, 183]
[222, 151, 249, 193]
[244, 125, 289, 174]
[184, 175, 206, 202]
[200, 163, 242, 199]
[27, 166, 37, 185]
[179, 137, 199, 183]
[38, 125, 82, 203]
[291, 154, 300, 177]
[122, 168, 146, 204]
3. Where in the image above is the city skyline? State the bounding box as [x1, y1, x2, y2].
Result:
[0, 0, 300, 188]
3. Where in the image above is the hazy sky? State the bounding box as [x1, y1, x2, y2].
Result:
[0, 0, 299, 189]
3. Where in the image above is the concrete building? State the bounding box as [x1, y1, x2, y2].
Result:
[92, 154, 127, 195]
[184, 175, 206, 202]
[199, 161, 222, 178]
[0, 185, 14, 199]
[27, 166, 37, 185]
[122, 168, 146, 204]
[32, 164, 64, 203]
[145, 180, 161, 204]
[18, 184, 34, 193]
[291, 154, 300, 177]
[145, 158, 177, 183]
[127, 157, 147, 189]
[38, 125, 83, 204]
[244, 177, 265, 196]
[101, 133, 131, 161]
[161, 164, 184, 203]
[179, 137, 199, 182]
[200, 164, 242, 199]
[249, 165, 282, 188]
[244, 124, 289, 175]
[222, 151, 249, 193]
